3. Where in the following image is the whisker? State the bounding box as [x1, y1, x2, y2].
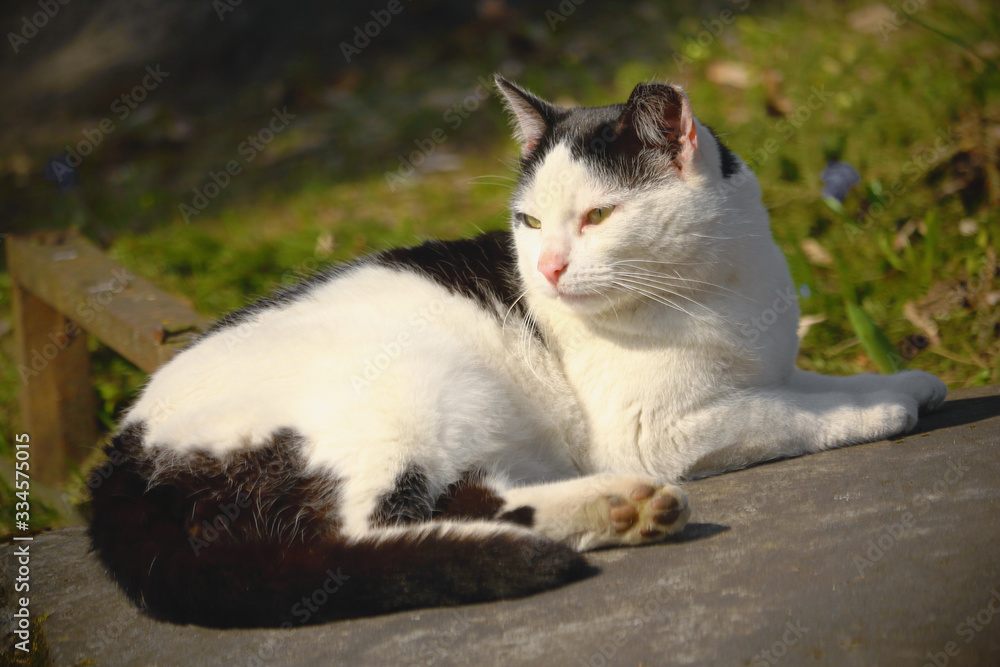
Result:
[613, 277, 714, 314]
[614, 272, 723, 297]
[609, 280, 718, 326]
[687, 233, 766, 240]
[612, 264, 745, 298]
[610, 259, 715, 268]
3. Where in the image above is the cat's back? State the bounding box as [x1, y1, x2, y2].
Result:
[124, 230, 546, 457]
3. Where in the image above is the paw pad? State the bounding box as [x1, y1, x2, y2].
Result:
[605, 483, 689, 544]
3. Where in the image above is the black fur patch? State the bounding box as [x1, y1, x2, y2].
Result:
[520, 97, 743, 188]
[89, 423, 344, 627]
[434, 470, 506, 520]
[498, 506, 536, 527]
[372, 230, 530, 322]
[89, 427, 592, 627]
[520, 102, 661, 190]
[371, 465, 433, 527]
[433, 472, 535, 527]
[705, 125, 741, 178]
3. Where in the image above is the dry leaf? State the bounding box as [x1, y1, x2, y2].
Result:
[903, 301, 941, 346]
[762, 69, 793, 116]
[847, 5, 897, 34]
[800, 238, 834, 266]
[797, 314, 827, 341]
[705, 62, 751, 89]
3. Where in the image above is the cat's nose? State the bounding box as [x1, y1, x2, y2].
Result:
[538, 255, 568, 287]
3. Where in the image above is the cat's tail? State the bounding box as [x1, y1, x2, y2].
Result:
[87, 425, 594, 628]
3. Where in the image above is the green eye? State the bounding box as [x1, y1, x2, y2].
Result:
[586, 206, 615, 225]
[519, 213, 542, 229]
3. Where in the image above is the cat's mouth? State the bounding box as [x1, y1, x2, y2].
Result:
[551, 287, 608, 311]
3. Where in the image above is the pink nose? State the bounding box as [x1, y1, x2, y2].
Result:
[538, 255, 568, 287]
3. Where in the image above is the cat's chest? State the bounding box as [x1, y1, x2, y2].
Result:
[549, 317, 737, 476]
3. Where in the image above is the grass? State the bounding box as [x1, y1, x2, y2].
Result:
[1, 0, 998, 535]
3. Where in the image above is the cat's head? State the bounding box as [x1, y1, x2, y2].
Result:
[496, 76, 760, 317]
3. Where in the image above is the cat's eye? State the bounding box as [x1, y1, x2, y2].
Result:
[586, 206, 616, 225]
[518, 212, 542, 229]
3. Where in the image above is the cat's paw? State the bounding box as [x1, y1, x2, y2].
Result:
[578, 479, 690, 549]
[860, 391, 919, 441]
[889, 370, 947, 412]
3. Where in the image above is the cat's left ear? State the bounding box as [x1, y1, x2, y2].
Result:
[494, 75, 562, 159]
[620, 83, 699, 168]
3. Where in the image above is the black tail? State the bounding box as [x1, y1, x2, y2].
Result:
[87, 424, 594, 628]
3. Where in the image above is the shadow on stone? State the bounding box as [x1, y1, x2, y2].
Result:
[911, 394, 1000, 435]
[664, 522, 730, 544]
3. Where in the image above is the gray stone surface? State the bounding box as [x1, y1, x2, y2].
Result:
[4, 384, 1000, 666]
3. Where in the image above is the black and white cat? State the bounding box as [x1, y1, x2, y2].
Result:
[89, 76, 947, 628]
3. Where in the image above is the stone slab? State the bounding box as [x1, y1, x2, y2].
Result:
[4, 384, 999, 666]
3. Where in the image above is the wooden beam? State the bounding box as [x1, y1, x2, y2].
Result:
[6, 230, 211, 373]
[10, 280, 98, 484]
[6, 230, 212, 483]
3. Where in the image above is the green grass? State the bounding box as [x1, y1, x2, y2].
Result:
[1, 0, 998, 534]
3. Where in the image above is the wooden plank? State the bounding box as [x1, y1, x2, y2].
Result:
[10, 280, 98, 484]
[6, 230, 211, 374]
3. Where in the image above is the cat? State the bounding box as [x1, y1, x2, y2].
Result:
[88, 75, 948, 628]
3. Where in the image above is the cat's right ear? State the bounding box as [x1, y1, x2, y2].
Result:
[494, 75, 560, 159]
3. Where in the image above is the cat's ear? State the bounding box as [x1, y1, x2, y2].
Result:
[494, 75, 561, 159]
[620, 83, 699, 168]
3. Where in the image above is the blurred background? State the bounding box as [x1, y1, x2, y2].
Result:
[0, 0, 998, 531]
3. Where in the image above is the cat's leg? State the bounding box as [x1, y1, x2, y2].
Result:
[788, 368, 947, 411]
[500, 475, 690, 551]
[432, 471, 690, 550]
[679, 379, 942, 479]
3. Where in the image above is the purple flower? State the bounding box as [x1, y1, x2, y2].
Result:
[820, 160, 860, 202]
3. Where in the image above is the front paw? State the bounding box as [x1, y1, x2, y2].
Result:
[890, 370, 947, 412]
[862, 391, 919, 441]
[576, 478, 690, 549]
